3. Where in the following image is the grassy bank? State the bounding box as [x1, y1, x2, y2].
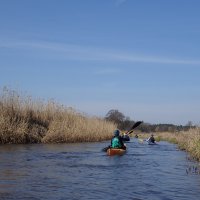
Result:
[0, 87, 115, 144]
[155, 128, 200, 161]
[137, 128, 200, 161]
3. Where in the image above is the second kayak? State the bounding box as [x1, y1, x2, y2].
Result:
[147, 141, 157, 145]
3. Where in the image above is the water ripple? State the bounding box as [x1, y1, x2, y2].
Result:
[0, 140, 200, 199]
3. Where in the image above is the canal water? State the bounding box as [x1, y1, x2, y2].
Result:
[0, 139, 200, 200]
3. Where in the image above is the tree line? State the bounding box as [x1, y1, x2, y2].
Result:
[105, 109, 195, 133]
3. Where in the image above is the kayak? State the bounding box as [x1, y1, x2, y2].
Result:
[138, 138, 144, 143]
[146, 140, 157, 145]
[147, 141, 157, 145]
[138, 139, 157, 145]
[107, 148, 126, 156]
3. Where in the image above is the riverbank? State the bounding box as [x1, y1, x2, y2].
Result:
[1, 88, 200, 162]
[155, 128, 200, 161]
[0, 87, 115, 144]
[138, 128, 200, 161]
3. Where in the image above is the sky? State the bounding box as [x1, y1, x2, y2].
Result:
[0, 0, 200, 125]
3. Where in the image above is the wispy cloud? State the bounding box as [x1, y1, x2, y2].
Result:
[115, 0, 127, 7]
[94, 68, 122, 75]
[114, 54, 200, 65]
[1, 39, 200, 65]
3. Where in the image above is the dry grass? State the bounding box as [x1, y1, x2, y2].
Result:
[0, 87, 115, 144]
[137, 129, 199, 161]
[155, 128, 200, 161]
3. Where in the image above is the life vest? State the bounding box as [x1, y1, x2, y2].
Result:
[111, 137, 122, 148]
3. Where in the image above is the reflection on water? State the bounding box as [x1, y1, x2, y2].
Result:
[186, 165, 200, 175]
[0, 140, 200, 200]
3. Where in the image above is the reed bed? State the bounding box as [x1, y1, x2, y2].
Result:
[0, 87, 115, 144]
[137, 129, 200, 161]
[136, 128, 200, 161]
[155, 128, 200, 161]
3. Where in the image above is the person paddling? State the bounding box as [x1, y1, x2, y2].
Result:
[122, 132, 130, 141]
[147, 134, 155, 143]
[111, 130, 126, 150]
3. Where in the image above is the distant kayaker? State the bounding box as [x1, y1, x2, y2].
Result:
[147, 134, 155, 143]
[111, 130, 126, 149]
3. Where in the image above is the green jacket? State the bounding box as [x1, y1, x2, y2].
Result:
[111, 136, 123, 148]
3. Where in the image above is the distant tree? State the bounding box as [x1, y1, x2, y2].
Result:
[186, 121, 193, 127]
[121, 117, 134, 131]
[105, 109, 125, 129]
[105, 109, 196, 133]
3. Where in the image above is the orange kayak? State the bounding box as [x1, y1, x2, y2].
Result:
[107, 148, 126, 156]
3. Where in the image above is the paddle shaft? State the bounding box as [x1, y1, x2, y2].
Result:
[125, 121, 143, 135]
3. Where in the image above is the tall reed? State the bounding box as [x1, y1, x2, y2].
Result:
[155, 128, 200, 161]
[0, 87, 115, 144]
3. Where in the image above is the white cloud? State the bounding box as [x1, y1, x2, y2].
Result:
[1, 39, 200, 65]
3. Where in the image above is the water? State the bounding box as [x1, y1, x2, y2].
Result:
[0, 139, 200, 200]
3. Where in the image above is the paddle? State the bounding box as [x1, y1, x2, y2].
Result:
[102, 121, 143, 152]
[125, 121, 143, 135]
[121, 121, 143, 142]
[138, 138, 144, 143]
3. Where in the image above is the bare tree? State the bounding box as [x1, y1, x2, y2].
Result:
[105, 109, 125, 129]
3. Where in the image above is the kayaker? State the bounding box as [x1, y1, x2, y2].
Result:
[121, 132, 130, 141]
[147, 134, 155, 143]
[111, 130, 126, 149]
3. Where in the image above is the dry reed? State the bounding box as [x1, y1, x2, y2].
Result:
[155, 128, 200, 161]
[0, 87, 115, 144]
[136, 128, 200, 161]
[135, 129, 199, 162]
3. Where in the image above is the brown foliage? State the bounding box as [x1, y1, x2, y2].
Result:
[0, 87, 115, 144]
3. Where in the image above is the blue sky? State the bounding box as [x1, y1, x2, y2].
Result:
[0, 0, 200, 125]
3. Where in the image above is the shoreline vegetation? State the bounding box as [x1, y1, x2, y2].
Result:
[138, 128, 200, 161]
[0, 87, 115, 144]
[156, 128, 200, 161]
[1, 87, 200, 161]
